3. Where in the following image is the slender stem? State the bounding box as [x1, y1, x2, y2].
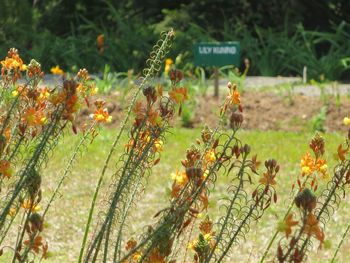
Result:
[259, 199, 294, 263]
[42, 123, 95, 218]
[78, 30, 173, 263]
[331, 222, 350, 262]
[205, 154, 248, 262]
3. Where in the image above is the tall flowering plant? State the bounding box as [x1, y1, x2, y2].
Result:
[0, 49, 108, 261]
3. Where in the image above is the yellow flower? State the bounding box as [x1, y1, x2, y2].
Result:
[300, 152, 314, 176]
[164, 58, 173, 74]
[165, 58, 173, 66]
[171, 170, 188, 185]
[8, 207, 17, 217]
[21, 199, 41, 212]
[132, 253, 142, 261]
[343, 117, 350, 126]
[205, 149, 216, 163]
[50, 65, 64, 75]
[301, 166, 312, 175]
[202, 169, 209, 179]
[153, 139, 164, 152]
[90, 108, 112, 123]
[204, 233, 213, 242]
[188, 239, 198, 250]
[12, 90, 19, 97]
[38, 87, 50, 101]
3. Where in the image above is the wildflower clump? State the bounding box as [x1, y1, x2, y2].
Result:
[117, 81, 278, 263]
[0, 48, 103, 261]
[272, 130, 350, 262]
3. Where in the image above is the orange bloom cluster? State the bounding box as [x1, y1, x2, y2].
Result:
[0, 49, 108, 260]
[170, 133, 217, 211]
[125, 130, 163, 159]
[123, 238, 168, 263]
[221, 82, 242, 116]
[303, 212, 324, 243]
[91, 108, 112, 123]
[294, 134, 329, 192]
[300, 152, 328, 179]
[0, 48, 26, 83]
[22, 107, 47, 127]
[133, 101, 162, 128]
[169, 87, 188, 104]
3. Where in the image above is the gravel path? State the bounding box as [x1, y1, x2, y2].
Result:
[22, 74, 350, 97]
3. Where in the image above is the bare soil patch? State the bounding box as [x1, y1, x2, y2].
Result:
[76, 90, 350, 133]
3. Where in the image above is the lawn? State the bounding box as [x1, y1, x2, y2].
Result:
[9, 127, 347, 262]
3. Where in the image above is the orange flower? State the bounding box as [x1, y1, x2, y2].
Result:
[228, 88, 240, 105]
[133, 101, 144, 118]
[125, 238, 137, 251]
[24, 235, 43, 254]
[22, 107, 47, 126]
[337, 144, 347, 161]
[1, 49, 26, 73]
[97, 34, 105, 53]
[251, 154, 261, 173]
[148, 109, 162, 127]
[304, 213, 324, 244]
[259, 171, 276, 186]
[221, 82, 241, 115]
[90, 108, 112, 123]
[278, 213, 299, 238]
[148, 248, 165, 263]
[199, 217, 213, 235]
[50, 65, 64, 75]
[0, 160, 13, 178]
[300, 152, 314, 175]
[315, 159, 329, 179]
[169, 87, 188, 104]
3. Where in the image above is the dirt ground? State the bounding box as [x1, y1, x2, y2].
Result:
[77, 90, 350, 133]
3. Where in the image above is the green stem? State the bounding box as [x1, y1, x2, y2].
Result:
[78, 29, 173, 263]
[331, 222, 350, 262]
[259, 199, 294, 263]
[42, 123, 95, 219]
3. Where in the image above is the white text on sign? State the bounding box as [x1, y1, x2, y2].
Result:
[198, 46, 237, 55]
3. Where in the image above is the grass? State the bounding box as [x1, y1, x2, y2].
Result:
[3, 127, 349, 262]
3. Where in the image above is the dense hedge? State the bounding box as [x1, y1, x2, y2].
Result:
[1, 0, 350, 80]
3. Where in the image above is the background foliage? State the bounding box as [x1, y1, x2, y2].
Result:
[1, 0, 350, 80]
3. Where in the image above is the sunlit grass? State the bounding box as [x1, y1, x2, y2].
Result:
[13, 127, 347, 262]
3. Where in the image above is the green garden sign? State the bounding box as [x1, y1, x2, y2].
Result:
[194, 42, 240, 67]
[193, 42, 240, 97]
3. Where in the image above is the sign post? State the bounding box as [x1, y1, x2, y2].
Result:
[194, 42, 240, 97]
